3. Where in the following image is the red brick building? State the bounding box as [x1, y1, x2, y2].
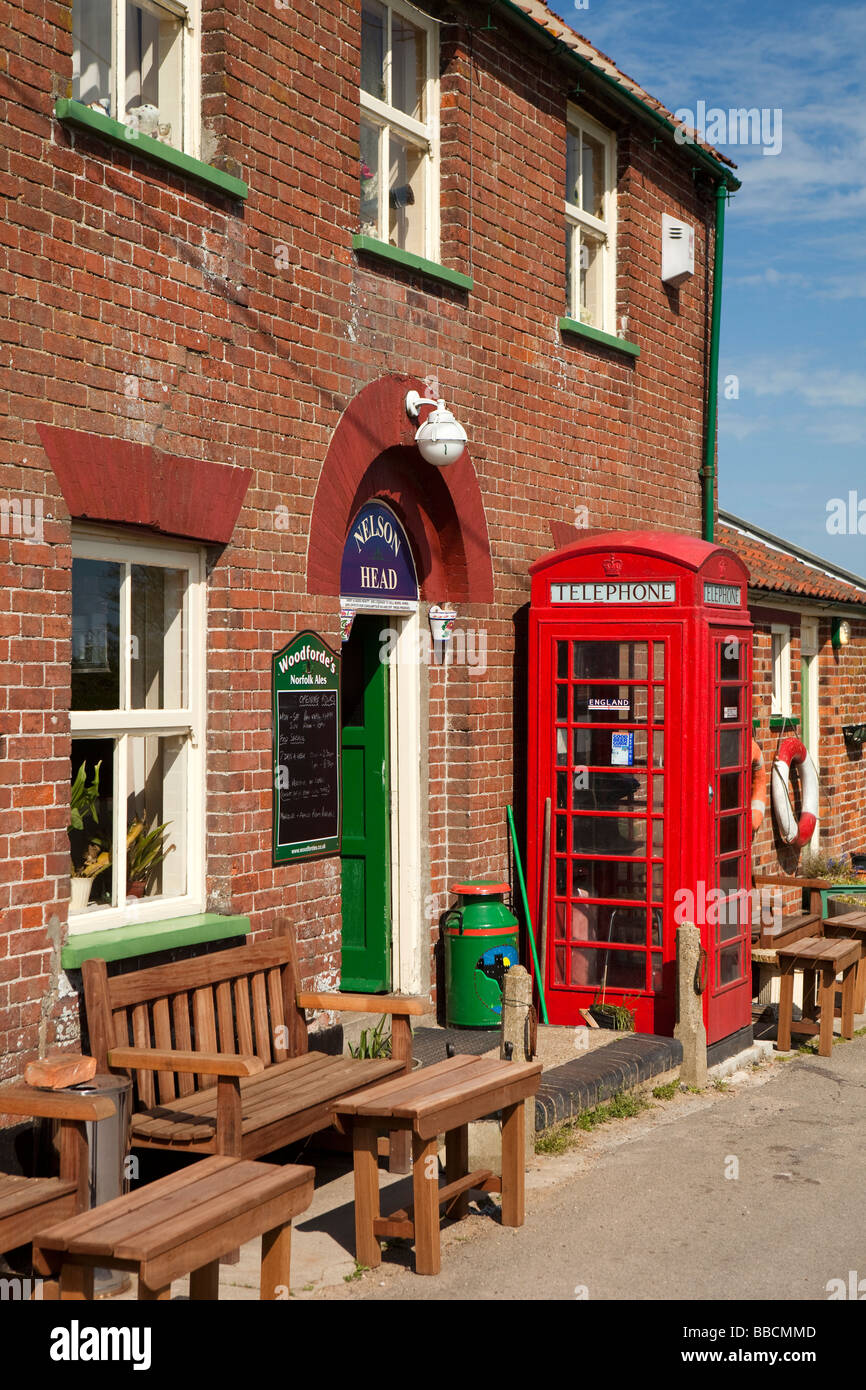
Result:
[718, 512, 866, 879]
[1, 0, 744, 1074]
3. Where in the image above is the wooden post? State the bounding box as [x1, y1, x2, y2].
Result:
[500, 965, 534, 1062]
[673, 923, 708, 1086]
[500, 965, 536, 1157]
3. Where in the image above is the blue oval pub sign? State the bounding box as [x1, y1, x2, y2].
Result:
[340, 501, 418, 603]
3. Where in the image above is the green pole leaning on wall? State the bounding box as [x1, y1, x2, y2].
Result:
[506, 805, 550, 1024]
[702, 181, 728, 544]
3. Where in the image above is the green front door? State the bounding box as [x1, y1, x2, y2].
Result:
[340, 615, 391, 992]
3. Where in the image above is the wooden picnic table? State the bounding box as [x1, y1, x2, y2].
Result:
[776, 936, 861, 1057]
[333, 1053, 542, 1276]
[33, 1155, 314, 1300]
[822, 910, 866, 1014]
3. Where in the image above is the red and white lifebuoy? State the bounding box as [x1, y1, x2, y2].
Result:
[750, 739, 767, 833]
[771, 737, 818, 848]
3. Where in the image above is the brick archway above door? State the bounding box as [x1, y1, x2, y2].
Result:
[306, 375, 494, 603]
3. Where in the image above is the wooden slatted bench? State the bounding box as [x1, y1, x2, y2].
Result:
[752, 873, 829, 949]
[333, 1054, 542, 1276]
[0, 1083, 115, 1266]
[823, 910, 866, 1015]
[33, 1156, 314, 1301]
[82, 921, 429, 1170]
[776, 937, 861, 1057]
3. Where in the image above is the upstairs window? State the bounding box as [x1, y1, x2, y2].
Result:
[565, 109, 617, 331]
[69, 528, 206, 932]
[771, 624, 792, 716]
[359, 0, 439, 259]
[71, 0, 199, 154]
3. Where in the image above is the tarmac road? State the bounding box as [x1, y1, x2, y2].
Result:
[343, 1038, 866, 1301]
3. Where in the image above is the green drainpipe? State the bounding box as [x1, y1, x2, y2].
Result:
[702, 183, 728, 543]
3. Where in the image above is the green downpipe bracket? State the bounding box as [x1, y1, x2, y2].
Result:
[506, 805, 549, 1024]
[702, 182, 728, 543]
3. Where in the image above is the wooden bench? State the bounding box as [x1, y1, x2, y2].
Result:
[33, 1155, 314, 1300]
[752, 874, 829, 949]
[0, 1083, 114, 1266]
[823, 910, 866, 1015]
[776, 937, 861, 1057]
[82, 921, 429, 1170]
[333, 1054, 542, 1276]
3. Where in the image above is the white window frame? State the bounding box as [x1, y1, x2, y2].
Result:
[771, 623, 792, 716]
[359, 0, 440, 260]
[73, 0, 201, 158]
[565, 105, 617, 333]
[69, 525, 206, 934]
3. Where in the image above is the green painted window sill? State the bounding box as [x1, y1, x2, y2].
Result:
[352, 235, 472, 291]
[559, 316, 640, 359]
[54, 99, 248, 201]
[61, 912, 251, 968]
[769, 715, 799, 732]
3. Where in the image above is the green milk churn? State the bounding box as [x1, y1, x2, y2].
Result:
[443, 879, 520, 1028]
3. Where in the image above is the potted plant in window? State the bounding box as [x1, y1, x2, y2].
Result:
[69, 761, 110, 911]
[126, 814, 175, 899]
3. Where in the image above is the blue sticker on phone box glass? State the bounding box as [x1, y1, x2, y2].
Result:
[611, 731, 634, 767]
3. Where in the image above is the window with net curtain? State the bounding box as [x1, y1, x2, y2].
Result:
[359, 0, 438, 259]
[71, 0, 197, 152]
[565, 110, 617, 332]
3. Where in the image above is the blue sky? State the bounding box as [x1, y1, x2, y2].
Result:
[548, 0, 866, 576]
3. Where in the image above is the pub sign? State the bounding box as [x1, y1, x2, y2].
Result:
[272, 631, 341, 863]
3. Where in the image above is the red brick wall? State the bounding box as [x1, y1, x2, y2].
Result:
[750, 606, 866, 903]
[0, 0, 721, 1072]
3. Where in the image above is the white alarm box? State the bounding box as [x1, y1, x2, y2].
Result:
[661, 215, 695, 286]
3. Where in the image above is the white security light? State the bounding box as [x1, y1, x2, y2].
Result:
[405, 391, 468, 466]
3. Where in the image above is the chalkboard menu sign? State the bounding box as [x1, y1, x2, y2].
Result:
[272, 631, 341, 863]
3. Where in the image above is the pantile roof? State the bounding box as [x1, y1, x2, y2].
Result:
[506, 0, 737, 173]
[718, 513, 866, 608]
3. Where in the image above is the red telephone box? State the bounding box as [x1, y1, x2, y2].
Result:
[527, 531, 753, 1044]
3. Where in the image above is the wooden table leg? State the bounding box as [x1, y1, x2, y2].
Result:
[32, 1244, 60, 1301]
[60, 1264, 94, 1300]
[388, 1017, 412, 1175]
[353, 1125, 382, 1270]
[139, 1278, 171, 1300]
[412, 1134, 441, 1276]
[800, 967, 815, 1022]
[819, 964, 836, 1057]
[855, 955, 866, 1015]
[500, 1101, 525, 1228]
[261, 1223, 292, 1300]
[445, 1125, 470, 1222]
[777, 963, 795, 1050]
[190, 1260, 220, 1300]
[840, 962, 856, 1040]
